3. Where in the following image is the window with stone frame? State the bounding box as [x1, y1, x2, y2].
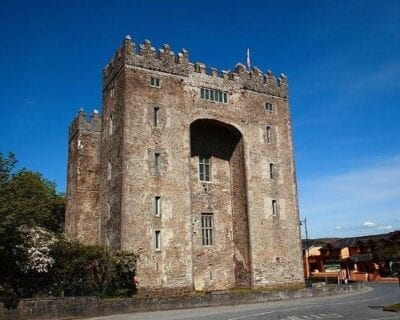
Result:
[201, 213, 214, 246]
[109, 114, 113, 136]
[154, 230, 161, 251]
[154, 196, 161, 216]
[150, 77, 161, 88]
[154, 153, 161, 175]
[153, 107, 160, 127]
[200, 87, 228, 103]
[265, 102, 273, 112]
[272, 199, 278, 217]
[266, 125, 272, 143]
[107, 162, 112, 181]
[269, 163, 275, 179]
[199, 154, 211, 181]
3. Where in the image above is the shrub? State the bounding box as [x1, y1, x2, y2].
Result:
[0, 153, 138, 308]
[0, 235, 138, 308]
[50, 237, 138, 298]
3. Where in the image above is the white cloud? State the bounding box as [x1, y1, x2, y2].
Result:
[363, 221, 377, 228]
[334, 226, 342, 230]
[298, 155, 400, 237]
[379, 225, 393, 231]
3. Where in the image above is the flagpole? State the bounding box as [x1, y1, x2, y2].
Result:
[246, 48, 251, 71]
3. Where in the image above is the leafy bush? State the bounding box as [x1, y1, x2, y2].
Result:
[50, 237, 138, 298]
[0, 153, 138, 308]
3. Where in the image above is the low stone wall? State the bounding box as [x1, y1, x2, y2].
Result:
[0, 283, 365, 320]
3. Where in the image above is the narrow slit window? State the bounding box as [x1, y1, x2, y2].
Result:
[109, 114, 113, 136]
[154, 107, 159, 127]
[266, 125, 272, 143]
[107, 201, 111, 219]
[155, 230, 161, 250]
[154, 153, 161, 175]
[107, 162, 112, 181]
[201, 213, 214, 246]
[155, 196, 161, 216]
[269, 163, 275, 179]
[199, 154, 211, 181]
[272, 200, 278, 217]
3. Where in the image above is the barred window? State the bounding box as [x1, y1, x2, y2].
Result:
[199, 154, 211, 181]
[200, 87, 228, 103]
[201, 213, 214, 246]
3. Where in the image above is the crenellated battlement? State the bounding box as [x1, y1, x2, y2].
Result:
[103, 36, 288, 98]
[69, 108, 102, 140]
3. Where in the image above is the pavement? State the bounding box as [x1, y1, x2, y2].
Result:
[86, 283, 400, 320]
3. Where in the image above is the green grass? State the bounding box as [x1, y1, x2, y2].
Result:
[384, 303, 400, 312]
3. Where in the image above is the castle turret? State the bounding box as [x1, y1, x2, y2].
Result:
[65, 109, 101, 244]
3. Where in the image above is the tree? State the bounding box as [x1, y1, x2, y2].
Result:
[0, 153, 65, 304]
[0, 153, 137, 308]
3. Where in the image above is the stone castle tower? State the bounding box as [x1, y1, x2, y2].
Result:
[66, 35, 304, 291]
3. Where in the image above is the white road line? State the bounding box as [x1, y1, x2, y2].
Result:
[364, 317, 400, 320]
[334, 298, 381, 305]
[227, 297, 383, 320]
[227, 305, 317, 320]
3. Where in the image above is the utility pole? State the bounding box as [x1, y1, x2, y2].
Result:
[300, 218, 310, 279]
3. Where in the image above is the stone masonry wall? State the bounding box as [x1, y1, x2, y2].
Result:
[119, 65, 193, 290]
[99, 67, 126, 250]
[1, 284, 366, 320]
[65, 111, 101, 245]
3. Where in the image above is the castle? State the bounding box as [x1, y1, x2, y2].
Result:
[65, 35, 304, 292]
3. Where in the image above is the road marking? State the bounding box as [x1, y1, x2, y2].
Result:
[281, 314, 343, 320]
[227, 305, 317, 320]
[364, 317, 400, 320]
[335, 298, 381, 305]
[227, 297, 382, 320]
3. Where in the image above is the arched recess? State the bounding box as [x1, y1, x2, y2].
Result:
[190, 119, 251, 289]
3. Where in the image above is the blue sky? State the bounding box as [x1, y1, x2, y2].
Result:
[1, 0, 399, 238]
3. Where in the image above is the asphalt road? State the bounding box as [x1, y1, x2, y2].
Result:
[88, 283, 400, 320]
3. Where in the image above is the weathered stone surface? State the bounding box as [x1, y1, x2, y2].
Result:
[66, 36, 304, 291]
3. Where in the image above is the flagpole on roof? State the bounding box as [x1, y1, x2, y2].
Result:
[246, 48, 251, 71]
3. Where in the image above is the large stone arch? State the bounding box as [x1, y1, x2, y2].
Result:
[190, 119, 251, 290]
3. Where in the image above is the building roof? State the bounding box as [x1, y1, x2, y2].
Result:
[304, 230, 400, 251]
[348, 253, 373, 262]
